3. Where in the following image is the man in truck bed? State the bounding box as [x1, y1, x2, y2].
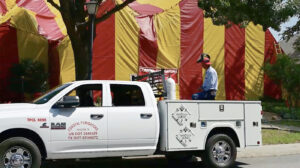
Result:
[192, 53, 218, 100]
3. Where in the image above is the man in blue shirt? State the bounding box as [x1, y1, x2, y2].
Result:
[192, 53, 218, 100]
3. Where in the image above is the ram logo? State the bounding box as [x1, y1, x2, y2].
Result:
[51, 122, 66, 130]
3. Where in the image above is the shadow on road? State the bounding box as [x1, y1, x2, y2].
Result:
[43, 157, 249, 168]
[234, 161, 250, 168]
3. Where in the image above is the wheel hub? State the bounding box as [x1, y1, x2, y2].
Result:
[3, 146, 32, 168]
[10, 154, 24, 167]
[212, 140, 231, 163]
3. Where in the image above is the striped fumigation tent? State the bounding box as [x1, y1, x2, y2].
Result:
[93, 0, 282, 100]
[0, 0, 75, 101]
[0, 0, 281, 102]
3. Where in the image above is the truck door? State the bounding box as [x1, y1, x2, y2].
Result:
[107, 84, 157, 155]
[49, 84, 108, 158]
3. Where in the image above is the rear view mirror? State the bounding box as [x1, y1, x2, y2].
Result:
[54, 96, 80, 108]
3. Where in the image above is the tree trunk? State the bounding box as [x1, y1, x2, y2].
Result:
[70, 36, 90, 80]
[58, 0, 90, 80]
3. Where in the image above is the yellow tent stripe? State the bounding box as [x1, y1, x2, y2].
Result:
[155, 4, 181, 99]
[203, 18, 225, 100]
[155, 5, 181, 69]
[17, 30, 49, 71]
[5, 0, 16, 11]
[115, 0, 139, 80]
[16, 10, 48, 70]
[245, 22, 265, 100]
[57, 36, 76, 84]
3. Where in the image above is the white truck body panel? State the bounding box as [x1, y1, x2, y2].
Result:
[158, 100, 261, 151]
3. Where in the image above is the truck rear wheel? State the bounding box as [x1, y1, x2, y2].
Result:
[202, 134, 236, 168]
[0, 137, 41, 168]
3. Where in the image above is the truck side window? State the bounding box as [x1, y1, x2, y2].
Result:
[65, 84, 103, 107]
[110, 84, 145, 106]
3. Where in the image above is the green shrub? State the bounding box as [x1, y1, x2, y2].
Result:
[263, 54, 300, 110]
[10, 59, 48, 94]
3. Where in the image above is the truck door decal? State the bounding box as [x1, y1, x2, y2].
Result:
[67, 121, 99, 140]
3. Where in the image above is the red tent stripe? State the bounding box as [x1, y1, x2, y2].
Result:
[225, 25, 245, 100]
[136, 15, 158, 68]
[92, 0, 115, 80]
[263, 30, 282, 99]
[0, 25, 20, 102]
[179, 0, 204, 99]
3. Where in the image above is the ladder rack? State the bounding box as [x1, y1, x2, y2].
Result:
[131, 69, 167, 98]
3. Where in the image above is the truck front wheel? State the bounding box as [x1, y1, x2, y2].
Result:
[202, 134, 237, 168]
[0, 137, 41, 168]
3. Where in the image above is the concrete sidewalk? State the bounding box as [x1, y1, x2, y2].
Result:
[237, 143, 300, 158]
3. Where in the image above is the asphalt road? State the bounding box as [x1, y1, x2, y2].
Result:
[236, 154, 300, 168]
[43, 154, 300, 168]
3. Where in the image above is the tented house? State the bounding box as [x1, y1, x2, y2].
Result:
[0, 0, 281, 102]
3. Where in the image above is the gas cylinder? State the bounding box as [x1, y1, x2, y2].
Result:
[166, 77, 176, 100]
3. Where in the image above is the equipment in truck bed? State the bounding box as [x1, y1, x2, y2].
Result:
[131, 69, 167, 98]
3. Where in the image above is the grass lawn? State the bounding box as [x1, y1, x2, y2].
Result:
[269, 120, 300, 127]
[262, 129, 300, 145]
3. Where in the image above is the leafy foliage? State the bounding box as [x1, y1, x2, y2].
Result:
[281, 0, 300, 51]
[263, 54, 300, 108]
[198, 0, 296, 30]
[10, 59, 48, 94]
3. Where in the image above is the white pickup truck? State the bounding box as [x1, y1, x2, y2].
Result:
[0, 80, 262, 168]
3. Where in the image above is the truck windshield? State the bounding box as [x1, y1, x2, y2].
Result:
[33, 83, 72, 104]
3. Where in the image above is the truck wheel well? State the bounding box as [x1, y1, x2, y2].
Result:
[207, 127, 240, 147]
[0, 128, 47, 159]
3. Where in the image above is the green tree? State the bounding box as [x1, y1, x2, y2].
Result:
[264, 54, 300, 109]
[199, 0, 300, 49]
[282, 0, 300, 51]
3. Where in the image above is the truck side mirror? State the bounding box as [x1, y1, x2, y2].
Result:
[53, 96, 80, 108]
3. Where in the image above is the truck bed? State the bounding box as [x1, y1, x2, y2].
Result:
[158, 100, 262, 152]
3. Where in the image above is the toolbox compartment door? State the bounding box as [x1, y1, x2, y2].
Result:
[245, 103, 262, 146]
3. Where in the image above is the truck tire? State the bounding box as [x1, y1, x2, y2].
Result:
[202, 134, 237, 168]
[0, 137, 41, 168]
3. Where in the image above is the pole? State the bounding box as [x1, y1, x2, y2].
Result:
[88, 14, 95, 80]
